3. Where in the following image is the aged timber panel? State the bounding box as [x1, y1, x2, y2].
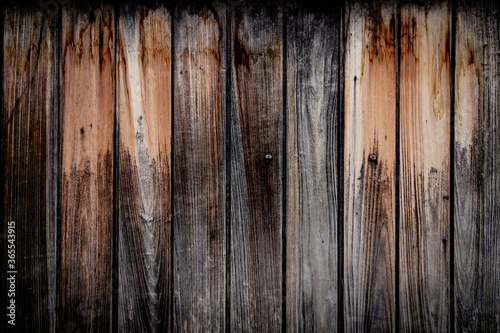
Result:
[455, 0, 500, 331]
[117, 3, 172, 332]
[229, 2, 283, 331]
[60, 3, 114, 331]
[286, 2, 340, 332]
[1, 5, 57, 332]
[399, 2, 451, 332]
[173, 2, 226, 331]
[344, 1, 397, 331]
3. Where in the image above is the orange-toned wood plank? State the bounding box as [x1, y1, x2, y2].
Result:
[1, 5, 57, 332]
[60, 3, 114, 331]
[455, 0, 500, 330]
[344, 1, 397, 331]
[117, 3, 172, 332]
[173, 2, 226, 331]
[399, 2, 451, 331]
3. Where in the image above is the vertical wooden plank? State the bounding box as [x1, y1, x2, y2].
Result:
[344, 1, 397, 331]
[286, 2, 340, 332]
[1, 4, 57, 332]
[229, 2, 283, 331]
[455, 0, 500, 330]
[60, 3, 114, 331]
[117, 2, 172, 332]
[173, 2, 226, 331]
[399, 2, 451, 331]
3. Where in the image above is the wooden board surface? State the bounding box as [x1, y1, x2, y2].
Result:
[455, 0, 500, 331]
[399, 2, 451, 332]
[1, 5, 57, 332]
[117, 3, 172, 332]
[173, 2, 226, 331]
[229, 2, 283, 331]
[344, 1, 397, 331]
[60, 3, 114, 331]
[285, 3, 340, 332]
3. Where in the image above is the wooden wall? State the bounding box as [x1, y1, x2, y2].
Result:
[1, 0, 498, 332]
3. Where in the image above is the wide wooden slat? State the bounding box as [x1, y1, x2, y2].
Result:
[286, 2, 340, 332]
[344, 1, 397, 331]
[117, 3, 172, 332]
[455, 0, 500, 331]
[1, 5, 57, 332]
[399, 2, 451, 332]
[229, 2, 283, 331]
[60, 3, 114, 331]
[173, 2, 226, 331]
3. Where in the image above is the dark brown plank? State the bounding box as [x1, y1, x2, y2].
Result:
[399, 2, 451, 332]
[117, 3, 172, 332]
[60, 3, 114, 331]
[1, 5, 57, 332]
[173, 2, 226, 331]
[455, 0, 500, 331]
[344, 1, 397, 331]
[229, 2, 283, 331]
[285, 2, 340, 332]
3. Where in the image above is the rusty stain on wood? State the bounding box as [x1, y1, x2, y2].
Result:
[60, 3, 114, 331]
[399, 2, 451, 332]
[117, 3, 172, 332]
[344, 2, 396, 331]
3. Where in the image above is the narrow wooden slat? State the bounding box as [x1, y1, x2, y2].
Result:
[60, 3, 114, 331]
[344, 1, 397, 331]
[286, 2, 340, 332]
[1, 5, 57, 332]
[117, 3, 172, 332]
[229, 2, 283, 331]
[173, 2, 226, 331]
[455, 0, 500, 330]
[399, 2, 451, 331]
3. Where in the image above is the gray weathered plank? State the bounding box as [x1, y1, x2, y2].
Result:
[399, 2, 451, 332]
[117, 3, 172, 332]
[1, 5, 57, 332]
[455, 0, 500, 331]
[344, 1, 397, 331]
[60, 3, 114, 331]
[229, 2, 283, 331]
[173, 2, 226, 331]
[285, 2, 340, 332]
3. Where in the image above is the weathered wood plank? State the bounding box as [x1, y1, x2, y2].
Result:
[455, 0, 500, 331]
[60, 3, 114, 331]
[117, 3, 172, 332]
[285, 2, 340, 332]
[399, 2, 451, 332]
[229, 2, 283, 331]
[1, 5, 57, 332]
[344, 1, 397, 331]
[173, 2, 226, 331]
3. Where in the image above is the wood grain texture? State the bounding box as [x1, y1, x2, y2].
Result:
[399, 2, 451, 332]
[344, 1, 396, 331]
[60, 3, 114, 331]
[173, 2, 226, 331]
[1, 5, 57, 332]
[229, 2, 283, 331]
[117, 3, 172, 332]
[285, 2, 340, 332]
[455, 0, 500, 331]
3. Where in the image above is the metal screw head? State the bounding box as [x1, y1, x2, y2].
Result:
[369, 154, 377, 161]
[265, 154, 273, 160]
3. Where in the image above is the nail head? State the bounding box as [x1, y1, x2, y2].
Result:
[369, 154, 377, 161]
[265, 154, 273, 160]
